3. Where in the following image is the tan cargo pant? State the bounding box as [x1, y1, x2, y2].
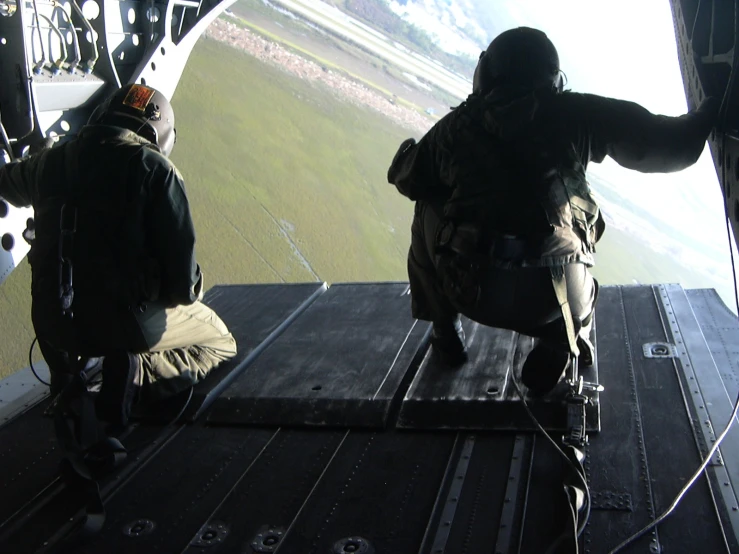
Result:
[133, 301, 237, 402]
[408, 200, 596, 344]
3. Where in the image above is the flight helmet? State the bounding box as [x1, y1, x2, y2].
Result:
[88, 84, 176, 157]
[473, 27, 562, 96]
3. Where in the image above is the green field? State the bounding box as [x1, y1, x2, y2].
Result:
[593, 226, 715, 289]
[0, 35, 732, 379]
[171, 38, 415, 285]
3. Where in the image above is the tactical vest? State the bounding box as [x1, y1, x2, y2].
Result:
[528, 146, 604, 268]
[28, 131, 162, 319]
[439, 91, 605, 269]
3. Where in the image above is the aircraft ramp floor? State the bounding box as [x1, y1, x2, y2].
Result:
[1, 282, 738, 553]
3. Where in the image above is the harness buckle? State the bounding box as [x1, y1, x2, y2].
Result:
[58, 203, 78, 318]
[563, 393, 588, 447]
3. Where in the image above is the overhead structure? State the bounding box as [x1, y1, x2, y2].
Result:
[0, 0, 235, 285]
[671, 0, 739, 253]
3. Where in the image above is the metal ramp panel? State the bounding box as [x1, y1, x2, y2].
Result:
[207, 283, 429, 428]
[397, 320, 601, 431]
[206, 282, 596, 431]
[135, 282, 327, 422]
[2, 283, 738, 554]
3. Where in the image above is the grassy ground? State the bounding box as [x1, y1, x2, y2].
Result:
[172, 38, 414, 286]
[594, 226, 701, 286]
[0, 35, 732, 379]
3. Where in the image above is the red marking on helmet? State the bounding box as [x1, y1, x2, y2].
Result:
[122, 85, 156, 112]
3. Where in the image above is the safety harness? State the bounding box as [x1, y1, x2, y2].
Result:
[434, 132, 605, 451]
[51, 141, 128, 536]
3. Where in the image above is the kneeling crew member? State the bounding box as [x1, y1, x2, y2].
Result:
[0, 84, 238, 424]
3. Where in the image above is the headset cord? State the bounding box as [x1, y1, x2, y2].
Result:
[29, 337, 51, 387]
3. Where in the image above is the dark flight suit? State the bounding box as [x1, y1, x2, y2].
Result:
[388, 88, 716, 357]
[0, 125, 237, 402]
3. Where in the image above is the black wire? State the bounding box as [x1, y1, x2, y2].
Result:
[29, 337, 50, 387]
[169, 386, 194, 426]
[511, 376, 591, 538]
[609, 21, 739, 550]
[608, 389, 739, 553]
[124, 386, 194, 456]
[723, 146, 739, 317]
[719, 0, 739, 316]
[544, 504, 579, 554]
[608, 166, 739, 554]
[545, 498, 580, 554]
[29, 333, 191, 448]
[0, 114, 14, 162]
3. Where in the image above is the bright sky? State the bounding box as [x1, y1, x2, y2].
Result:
[498, 0, 736, 296]
[503, 1, 688, 112]
[508, 4, 721, 194]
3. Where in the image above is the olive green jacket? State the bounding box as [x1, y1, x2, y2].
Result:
[0, 125, 203, 322]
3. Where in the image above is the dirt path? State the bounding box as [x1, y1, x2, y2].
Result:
[206, 18, 436, 135]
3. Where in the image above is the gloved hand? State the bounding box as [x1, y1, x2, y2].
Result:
[398, 137, 417, 151]
[28, 136, 56, 155]
[22, 217, 35, 245]
[693, 96, 720, 131]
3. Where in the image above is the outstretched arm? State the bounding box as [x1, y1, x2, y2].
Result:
[577, 93, 718, 172]
[0, 153, 43, 208]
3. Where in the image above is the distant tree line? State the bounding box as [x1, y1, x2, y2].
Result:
[344, 0, 476, 78]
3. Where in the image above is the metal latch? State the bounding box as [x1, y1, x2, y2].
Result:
[563, 357, 602, 447]
[563, 393, 589, 446]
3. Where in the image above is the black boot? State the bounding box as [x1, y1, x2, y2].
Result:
[431, 318, 469, 367]
[521, 341, 570, 396]
[95, 353, 140, 428]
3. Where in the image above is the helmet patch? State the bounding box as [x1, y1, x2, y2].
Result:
[122, 84, 156, 112]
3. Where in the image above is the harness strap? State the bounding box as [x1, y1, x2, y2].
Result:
[562, 444, 588, 536]
[550, 266, 580, 358]
[53, 367, 104, 535]
[53, 362, 128, 537]
[51, 144, 129, 537]
[59, 141, 79, 318]
[439, 220, 546, 261]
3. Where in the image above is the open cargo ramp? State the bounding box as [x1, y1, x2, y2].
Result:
[0, 282, 738, 553]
